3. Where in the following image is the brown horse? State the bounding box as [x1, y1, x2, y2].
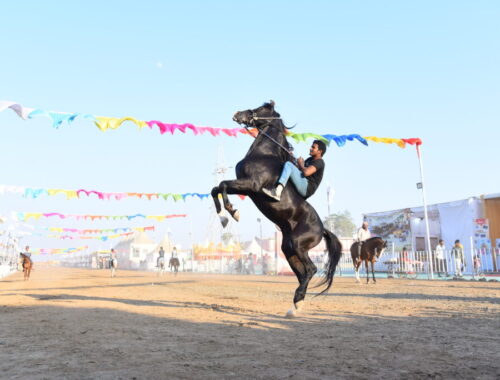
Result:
[169, 257, 180, 274]
[350, 237, 387, 284]
[20, 253, 33, 281]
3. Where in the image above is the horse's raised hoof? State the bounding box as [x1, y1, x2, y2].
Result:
[219, 215, 229, 228]
[232, 209, 240, 222]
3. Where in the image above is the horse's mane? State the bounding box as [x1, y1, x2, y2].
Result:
[365, 237, 383, 243]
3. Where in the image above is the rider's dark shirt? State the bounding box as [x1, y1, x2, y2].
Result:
[305, 157, 325, 198]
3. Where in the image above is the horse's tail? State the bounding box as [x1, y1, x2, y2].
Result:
[317, 229, 342, 295]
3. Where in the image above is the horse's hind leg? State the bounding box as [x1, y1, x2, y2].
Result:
[282, 232, 319, 318]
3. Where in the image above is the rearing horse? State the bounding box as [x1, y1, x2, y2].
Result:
[211, 101, 342, 317]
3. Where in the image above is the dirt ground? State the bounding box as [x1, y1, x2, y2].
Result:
[0, 267, 499, 379]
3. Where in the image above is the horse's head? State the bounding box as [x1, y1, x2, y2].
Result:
[376, 239, 388, 258]
[233, 100, 281, 130]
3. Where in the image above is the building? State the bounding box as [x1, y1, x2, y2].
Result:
[113, 231, 157, 270]
[364, 193, 500, 271]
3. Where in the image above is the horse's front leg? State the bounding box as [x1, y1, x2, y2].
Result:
[371, 260, 376, 283]
[365, 260, 370, 284]
[354, 261, 361, 283]
[211, 185, 230, 227]
[217, 178, 262, 226]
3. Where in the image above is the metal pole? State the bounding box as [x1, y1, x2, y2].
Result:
[416, 145, 434, 279]
[257, 218, 263, 258]
[469, 236, 475, 277]
[326, 185, 334, 231]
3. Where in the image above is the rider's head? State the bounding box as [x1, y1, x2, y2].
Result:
[311, 140, 327, 157]
[25, 246, 29, 251]
[362, 221, 369, 229]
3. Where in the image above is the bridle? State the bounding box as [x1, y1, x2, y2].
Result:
[244, 112, 295, 159]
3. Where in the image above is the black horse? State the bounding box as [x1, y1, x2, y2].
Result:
[211, 101, 342, 317]
[350, 237, 387, 284]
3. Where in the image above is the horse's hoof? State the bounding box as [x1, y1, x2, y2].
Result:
[285, 301, 304, 318]
[232, 210, 240, 222]
[285, 309, 297, 319]
[219, 215, 229, 228]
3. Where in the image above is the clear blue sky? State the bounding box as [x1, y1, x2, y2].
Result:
[1, 0, 499, 254]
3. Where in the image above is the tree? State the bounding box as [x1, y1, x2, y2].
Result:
[323, 210, 356, 238]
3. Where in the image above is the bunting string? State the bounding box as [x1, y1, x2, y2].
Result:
[46, 232, 135, 241]
[31, 246, 89, 255]
[0, 184, 210, 202]
[15, 212, 187, 222]
[1, 100, 422, 149]
[21, 225, 155, 235]
[47, 225, 155, 234]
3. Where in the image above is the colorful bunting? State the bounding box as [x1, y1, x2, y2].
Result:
[31, 245, 89, 255]
[47, 231, 135, 241]
[1, 100, 422, 149]
[45, 225, 155, 234]
[15, 212, 187, 222]
[0, 185, 210, 202]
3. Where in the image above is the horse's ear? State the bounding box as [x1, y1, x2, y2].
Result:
[269, 100, 275, 108]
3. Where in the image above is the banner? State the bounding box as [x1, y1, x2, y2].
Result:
[473, 218, 491, 249]
[364, 209, 412, 250]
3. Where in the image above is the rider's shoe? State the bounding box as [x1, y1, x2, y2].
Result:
[262, 184, 283, 201]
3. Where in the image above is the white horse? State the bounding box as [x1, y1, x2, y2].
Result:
[110, 257, 118, 277]
[157, 257, 165, 277]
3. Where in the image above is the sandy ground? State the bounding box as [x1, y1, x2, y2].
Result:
[0, 267, 499, 380]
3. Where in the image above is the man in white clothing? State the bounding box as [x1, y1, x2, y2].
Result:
[435, 239, 447, 277]
[356, 221, 371, 260]
[451, 240, 465, 277]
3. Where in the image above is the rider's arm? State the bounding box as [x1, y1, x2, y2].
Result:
[297, 157, 317, 177]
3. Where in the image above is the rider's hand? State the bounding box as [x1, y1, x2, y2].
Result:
[297, 157, 305, 167]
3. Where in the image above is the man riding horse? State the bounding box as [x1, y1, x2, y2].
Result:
[21, 246, 31, 272]
[355, 221, 371, 263]
[262, 140, 326, 201]
[211, 101, 342, 317]
[157, 246, 165, 268]
[19, 246, 33, 280]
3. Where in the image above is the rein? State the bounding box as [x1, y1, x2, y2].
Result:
[245, 114, 296, 162]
